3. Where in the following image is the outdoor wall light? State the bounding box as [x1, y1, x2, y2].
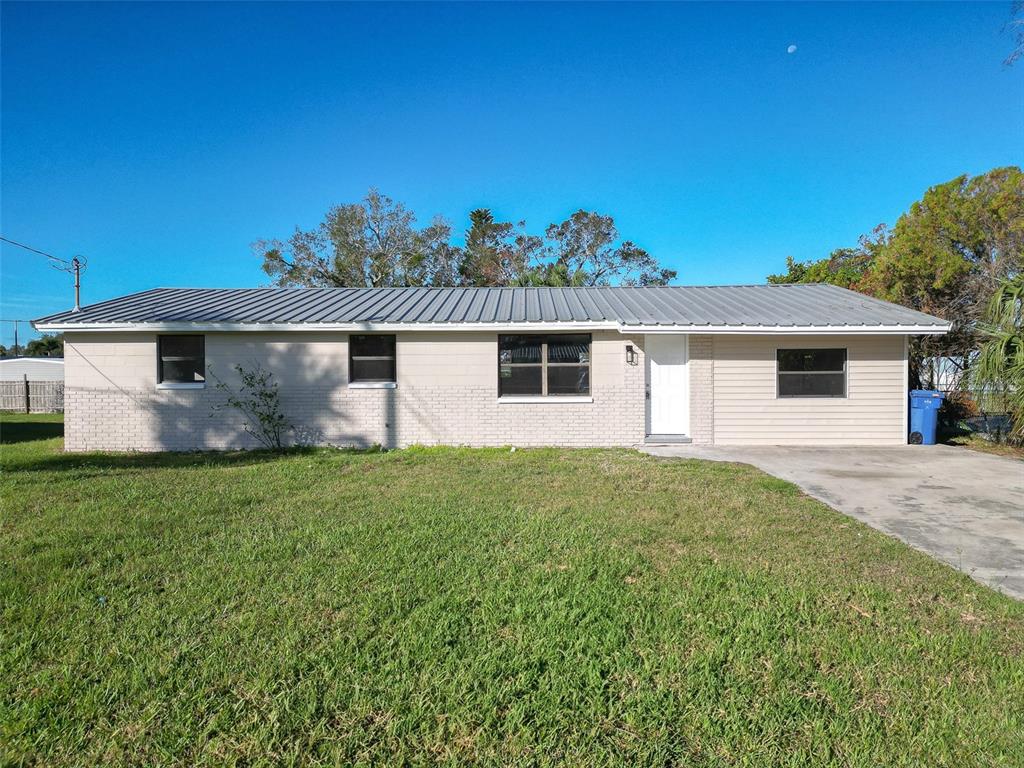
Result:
[626, 344, 637, 366]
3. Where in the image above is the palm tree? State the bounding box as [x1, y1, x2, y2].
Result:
[971, 276, 1024, 440]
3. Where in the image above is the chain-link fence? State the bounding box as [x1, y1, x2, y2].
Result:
[937, 387, 1015, 443]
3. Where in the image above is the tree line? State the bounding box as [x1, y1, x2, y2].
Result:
[0, 335, 63, 358]
[254, 192, 676, 289]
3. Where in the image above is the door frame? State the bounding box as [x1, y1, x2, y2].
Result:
[645, 334, 690, 436]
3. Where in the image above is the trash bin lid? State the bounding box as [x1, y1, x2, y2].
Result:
[910, 389, 945, 398]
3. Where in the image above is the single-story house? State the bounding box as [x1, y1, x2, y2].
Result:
[32, 284, 949, 452]
[0, 356, 64, 382]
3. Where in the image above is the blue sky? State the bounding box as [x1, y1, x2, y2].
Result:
[1, 1, 1021, 346]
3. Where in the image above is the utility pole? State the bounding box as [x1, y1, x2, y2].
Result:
[13, 320, 19, 357]
[72, 256, 82, 312]
[0, 237, 88, 312]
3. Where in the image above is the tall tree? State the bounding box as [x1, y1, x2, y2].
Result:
[863, 167, 1024, 371]
[1006, 1, 1024, 66]
[767, 167, 1024, 386]
[255, 190, 457, 288]
[459, 209, 543, 287]
[767, 231, 882, 289]
[257, 195, 677, 288]
[539, 210, 676, 286]
[417, 227, 463, 288]
[25, 334, 63, 357]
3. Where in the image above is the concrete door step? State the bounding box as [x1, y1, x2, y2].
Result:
[645, 434, 693, 445]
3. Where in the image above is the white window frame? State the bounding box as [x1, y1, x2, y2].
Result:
[348, 334, 397, 388]
[156, 334, 206, 389]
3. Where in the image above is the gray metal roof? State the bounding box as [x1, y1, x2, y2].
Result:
[33, 284, 949, 330]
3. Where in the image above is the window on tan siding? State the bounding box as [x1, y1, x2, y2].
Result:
[158, 335, 205, 384]
[498, 334, 590, 396]
[777, 348, 846, 397]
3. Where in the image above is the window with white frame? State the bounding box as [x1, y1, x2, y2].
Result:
[158, 335, 205, 385]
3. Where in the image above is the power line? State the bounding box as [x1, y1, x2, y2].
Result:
[0, 239, 77, 351]
[0, 234, 88, 274]
[1, 234, 88, 311]
[0, 235, 68, 265]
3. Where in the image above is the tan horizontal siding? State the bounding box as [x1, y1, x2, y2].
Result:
[709, 437, 906, 446]
[713, 335, 906, 446]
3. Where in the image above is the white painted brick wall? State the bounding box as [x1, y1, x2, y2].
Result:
[65, 381, 647, 451]
[688, 335, 714, 445]
[64, 331, 649, 452]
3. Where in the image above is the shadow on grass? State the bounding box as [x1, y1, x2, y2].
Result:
[2, 445, 386, 474]
[0, 419, 64, 444]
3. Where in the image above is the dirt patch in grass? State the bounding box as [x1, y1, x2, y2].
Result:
[944, 433, 1024, 460]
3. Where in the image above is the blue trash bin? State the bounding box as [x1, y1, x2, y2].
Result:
[909, 390, 945, 445]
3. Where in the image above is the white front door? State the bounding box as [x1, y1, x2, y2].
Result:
[647, 335, 690, 435]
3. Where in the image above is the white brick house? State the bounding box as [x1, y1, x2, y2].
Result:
[32, 285, 949, 452]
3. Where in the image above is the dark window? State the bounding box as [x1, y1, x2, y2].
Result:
[498, 334, 590, 397]
[350, 334, 396, 383]
[158, 335, 205, 384]
[777, 348, 846, 398]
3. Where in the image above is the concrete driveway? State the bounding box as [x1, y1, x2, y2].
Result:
[642, 444, 1024, 599]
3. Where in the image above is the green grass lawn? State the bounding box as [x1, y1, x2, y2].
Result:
[2, 413, 1022, 767]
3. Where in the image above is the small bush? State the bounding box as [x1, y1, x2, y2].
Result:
[939, 390, 979, 426]
[209, 364, 293, 450]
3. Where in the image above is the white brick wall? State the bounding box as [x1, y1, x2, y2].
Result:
[688, 335, 714, 445]
[63, 331, 648, 452]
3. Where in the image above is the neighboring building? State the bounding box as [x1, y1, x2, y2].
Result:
[922, 356, 967, 392]
[0, 356, 65, 382]
[32, 285, 949, 452]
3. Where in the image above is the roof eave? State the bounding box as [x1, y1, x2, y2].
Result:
[624, 324, 950, 335]
[35, 320, 951, 335]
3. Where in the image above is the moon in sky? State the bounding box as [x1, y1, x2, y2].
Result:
[787, 44, 798, 54]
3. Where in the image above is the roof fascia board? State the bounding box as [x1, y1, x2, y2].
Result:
[36, 320, 949, 335]
[34, 321, 620, 333]
[624, 324, 949, 335]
